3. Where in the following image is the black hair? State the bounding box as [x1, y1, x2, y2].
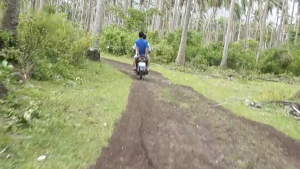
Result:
[139, 31, 144, 38]
[143, 34, 147, 39]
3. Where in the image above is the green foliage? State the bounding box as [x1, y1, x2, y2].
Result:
[100, 7, 300, 78]
[0, 1, 5, 25]
[15, 11, 92, 80]
[0, 11, 93, 132]
[0, 92, 40, 131]
[125, 8, 159, 32]
[259, 48, 292, 75]
[101, 25, 300, 76]
[0, 62, 132, 168]
[289, 30, 300, 42]
[152, 39, 174, 63]
[126, 8, 146, 31]
[227, 40, 257, 71]
[100, 25, 135, 56]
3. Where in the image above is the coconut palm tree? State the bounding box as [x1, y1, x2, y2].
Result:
[295, 1, 300, 43]
[244, 0, 253, 49]
[287, 0, 296, 42]
[277, 0, 288, 46]
[220, 0, 235, 68]
[175, 0, 192, 65]
[256, 0, 270, 62]
[1, 0, 20, 37]
[87, 0, 104, 61]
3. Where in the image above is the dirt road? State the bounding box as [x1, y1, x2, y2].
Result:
[91, 59, 300, 169]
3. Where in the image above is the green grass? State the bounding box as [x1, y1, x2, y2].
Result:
[102, 54, 300, 140]
[0, 61, 131, 168]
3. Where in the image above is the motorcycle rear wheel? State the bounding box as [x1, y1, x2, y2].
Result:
[139, 69, 143, 80]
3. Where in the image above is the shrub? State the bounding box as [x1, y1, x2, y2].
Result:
[0, 1, 5, 25]
[14, 11, 92, 80]
[0, 9, 93, 128]
[259, 48, 292, 75]
[100, 25, 135, 56]
[151, 39, 174, 63]
[227, 41, 256, 71]
[126, 8, 147, 32]
[99, 25, 300, 77]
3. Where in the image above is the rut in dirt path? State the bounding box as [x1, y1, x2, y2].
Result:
[91, 59, 300, 169]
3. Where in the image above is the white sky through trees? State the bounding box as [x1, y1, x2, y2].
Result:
[214, 0, 298, 24]
[62, 0, 298, 25]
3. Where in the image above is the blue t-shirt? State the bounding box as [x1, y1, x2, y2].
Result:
[135, 39, 149, 55]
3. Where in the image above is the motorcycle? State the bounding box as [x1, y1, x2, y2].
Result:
[135, 56, 148, 80]
[132, 45, 151, 80]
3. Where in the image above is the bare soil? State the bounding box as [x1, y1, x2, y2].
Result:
[91, 59, 300, 169]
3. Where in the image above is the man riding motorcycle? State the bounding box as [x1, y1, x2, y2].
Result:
[132, 32, 150, 71]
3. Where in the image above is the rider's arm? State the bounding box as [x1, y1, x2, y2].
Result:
[145, 42, 149, 56]
[136, 46, 140, 56]
[145, 47, 148, 56]
[148, 43, 151, 52]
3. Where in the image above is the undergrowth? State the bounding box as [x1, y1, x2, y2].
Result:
[100, 18, 300, 77]
[0, 62, 131, 168]
[0, 10, 128, 168]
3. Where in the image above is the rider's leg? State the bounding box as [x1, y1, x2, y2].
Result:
[133, 54, 138, 70]
[133, 59, 136, 69]
[146, 54, 150, 69]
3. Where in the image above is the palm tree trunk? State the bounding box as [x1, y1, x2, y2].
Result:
[237, 17, 242, 41]
[175, 0, 192, 65]
[172, 0, 180, 30]
[189, 0, 195, 29]
[39, 0, 44, 10]
[34, 0, 39, 10]
[2, 0, 20, 37]
[223, 22, 227, 42]
[288, 0, 296, 43]
[215, 21, 219, 42]
[256, 0, 269, 63]
[88, 0, 104, 61]
[269, 27, 274, 48]
[244, 0, 253, 49]
[180, 0, 186, 28]
[295, 9, 300, 43]
[220, 0, 235, 68]
[85, 0, 93, 35]
[124, 0, 129, 16]
[231, 20, 235, 43]
[277, 0, 287, 46]
[154, 0, 164, 31]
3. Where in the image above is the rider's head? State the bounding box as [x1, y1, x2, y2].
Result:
[143, 34, 147, 39]
[138, 31, 144, 39]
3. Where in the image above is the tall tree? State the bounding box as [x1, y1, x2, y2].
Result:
[171, 0, 180, 30]
[295, 3, 300, 43]
[256, 0, 269, 62]
[277, 0, 287, 46]
[244, 0, 253, 49]
[85, 0, 93, 35]
[175, 0, 192, 65]
[288, 0, 296, 42]
[220, 0, 235, 68]
[87, 0, 104, 61]
[1, 0, 20, 38]
[39, 0, 44, 10]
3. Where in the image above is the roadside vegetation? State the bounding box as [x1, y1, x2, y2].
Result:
[0, 2, 131, 168]
[1, 0, 300, 168]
